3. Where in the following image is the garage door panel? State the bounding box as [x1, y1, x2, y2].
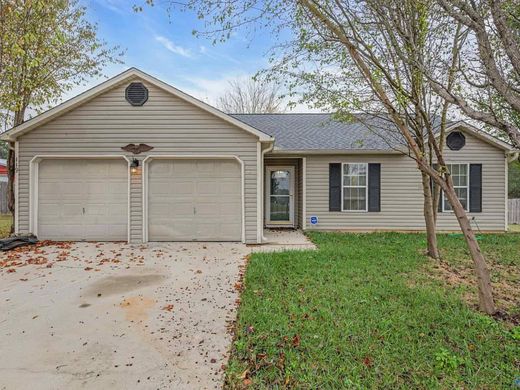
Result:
[149, 202, 192, 217]
[196, 181, 218, 195]
[149, 219, 193, 240]
[171, 181, 196, 194]
[195, 203, 220, 217]
[38, 159, 127, 241]
[220, 183, 240, 195]
[148, 159, 241, 241]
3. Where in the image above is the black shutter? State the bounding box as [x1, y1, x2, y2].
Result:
[329, 163, 341, 211]
[432, 164, 443, 212]
[368, 163, 381, 212]
[469, 164, 482, 212]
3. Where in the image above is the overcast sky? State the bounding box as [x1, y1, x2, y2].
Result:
[71, 0, 312, 111]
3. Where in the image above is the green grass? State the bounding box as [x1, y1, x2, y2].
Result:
[0, 214, 12, 238]
[225, 232, 520, 389]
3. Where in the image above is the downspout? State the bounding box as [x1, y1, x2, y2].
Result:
[261, 141, 275, 243]
[506, 151, 518, 232]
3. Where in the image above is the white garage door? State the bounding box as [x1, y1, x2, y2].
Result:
[38, 159, 128, 241]
[148, 159, 242, 241]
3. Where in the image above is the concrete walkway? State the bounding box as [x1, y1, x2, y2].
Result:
[252, 229, 317, 252]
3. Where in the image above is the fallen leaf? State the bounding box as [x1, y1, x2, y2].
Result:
[362, 356, 373, 368]
[292, 334, 301, 348]
[162, 304, 174, 312]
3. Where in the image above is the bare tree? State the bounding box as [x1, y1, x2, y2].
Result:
[429, 0, 520, 149]
[217, 78, 285, 113]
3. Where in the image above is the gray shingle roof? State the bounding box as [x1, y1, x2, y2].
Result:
[231, 113, 412, 151]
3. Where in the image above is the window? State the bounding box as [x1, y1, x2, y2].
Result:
[342, 163, 367, 211]
[443, 163, 469, 211]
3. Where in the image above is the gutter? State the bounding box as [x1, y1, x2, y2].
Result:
[268, 148, 404, 155]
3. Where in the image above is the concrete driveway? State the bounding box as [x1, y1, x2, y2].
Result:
[0, 241, 250, 390]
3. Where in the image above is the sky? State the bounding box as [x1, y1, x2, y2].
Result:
[72, 0, 312, 111]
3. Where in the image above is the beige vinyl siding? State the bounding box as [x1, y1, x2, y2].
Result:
[303, 131, 506, 232]
[17, 77, 260, 243]
[437, 131, 506, 230]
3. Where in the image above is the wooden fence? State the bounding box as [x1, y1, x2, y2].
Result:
[0, 182, 7, 214]
[509, 199, 520, 225]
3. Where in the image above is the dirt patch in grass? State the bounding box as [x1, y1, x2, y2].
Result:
[429, 259, 519, 325]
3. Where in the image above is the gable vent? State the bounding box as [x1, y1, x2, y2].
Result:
[446, 131, 465, 151]
[125, 82, 148, 106]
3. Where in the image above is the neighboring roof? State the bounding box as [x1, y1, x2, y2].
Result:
[1, 68, 273, 142]
[232, 113, 514, 152]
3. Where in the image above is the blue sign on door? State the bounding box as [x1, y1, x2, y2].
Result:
[310, 216, 318, 225]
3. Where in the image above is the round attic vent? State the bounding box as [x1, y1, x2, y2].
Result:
[125, 82, 148, 106]
[446, 131, 466, 151]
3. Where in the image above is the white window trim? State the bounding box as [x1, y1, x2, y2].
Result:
[341, 162, 368, 213]
[442, 163, 470, 213]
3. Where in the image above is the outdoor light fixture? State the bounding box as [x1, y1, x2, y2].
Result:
[130, 158, 139, 174]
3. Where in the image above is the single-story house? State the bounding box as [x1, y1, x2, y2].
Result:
[1, 68, 516, 243]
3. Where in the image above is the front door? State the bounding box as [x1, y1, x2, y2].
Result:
[265, 166, 295, 227]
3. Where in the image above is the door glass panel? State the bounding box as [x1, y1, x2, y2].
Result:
[271, 170, 290, 195]
[270, 196, 290, 221]
[269, 169, 291, 222]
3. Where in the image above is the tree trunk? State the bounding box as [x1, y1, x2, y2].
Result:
[7, 144, 15, 234]
[421, 172, 440, 259]
[7, 109, 26, 234]
[443, 183, 496, 314]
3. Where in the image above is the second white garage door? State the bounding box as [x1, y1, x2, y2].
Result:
[147, 159, 242, 241]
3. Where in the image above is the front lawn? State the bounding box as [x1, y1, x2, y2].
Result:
[0, 214, 12, 238]
[225, 232, 519, 389]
